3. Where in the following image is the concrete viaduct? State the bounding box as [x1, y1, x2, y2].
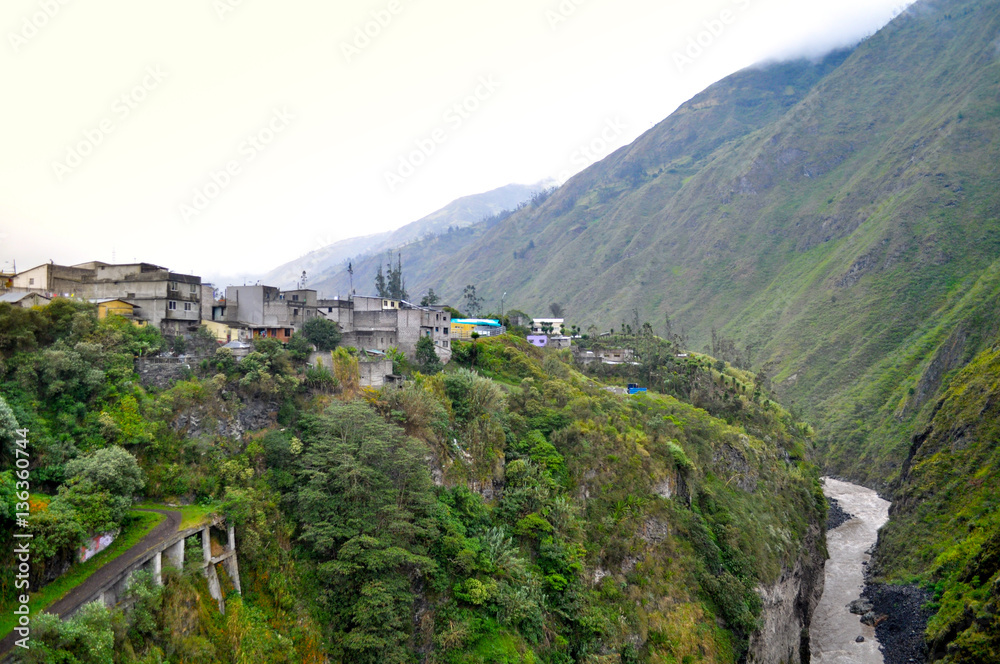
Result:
[73, 514, 242, 615]
[1, 510, 241, 660]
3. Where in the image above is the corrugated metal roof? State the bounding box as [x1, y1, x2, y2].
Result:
[452, 319, 502, 327]
[0, 292, 50, 303]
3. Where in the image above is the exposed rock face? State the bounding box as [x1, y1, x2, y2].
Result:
[170, 395, 279, 441]
[135, 356, 190, 389]
[747, 523, 825, 664]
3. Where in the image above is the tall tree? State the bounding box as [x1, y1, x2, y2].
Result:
[415, 336, 442, 374]
[302, 317, 342, 351]
[295, 401, 437, 664]
[374, 264, 387, 298]
[419, 289, 439, 307]
[386, 253, 408, 301]
[462, 285, 483, 317]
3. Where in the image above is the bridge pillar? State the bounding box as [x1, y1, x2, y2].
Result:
[151, 551, 162, 586]
[224, 523, 242, 595]
[164, 539, 184, 570]
[201, 527, 224, 612]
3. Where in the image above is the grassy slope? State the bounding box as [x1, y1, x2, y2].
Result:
[311, 49, 852, 302]
[872, 344, 1000, 663]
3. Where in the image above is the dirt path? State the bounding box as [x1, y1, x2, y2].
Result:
[1, 509, 182, 657]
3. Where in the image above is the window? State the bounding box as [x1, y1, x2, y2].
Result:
[328, 307, 333, 313]
[28, 277, 34, 285]
[168, 301, 177, 310]
[435, 327, 439, 332]
[292, 294, 299, 301]
[293, 308, 299, 316]
[189, 283, 197, 293]
[444, 327, 449, 335]
[169, 281, 178, 292]
[184, 302, 192, 311]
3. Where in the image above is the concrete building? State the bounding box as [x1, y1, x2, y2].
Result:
[531, 318, 564, 335]
[550, 335, 573, 349]
[574, 347, 635, 366]
[318, 295, 452, 360]
[215, 285, 321, 341]
[8, 262, 202, 335]
[527, 334, 573, 349]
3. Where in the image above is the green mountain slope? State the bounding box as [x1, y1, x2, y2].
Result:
[353, 0, 999, 486]
[318, 50, 852, 304]
[873, 343, 1000, 663]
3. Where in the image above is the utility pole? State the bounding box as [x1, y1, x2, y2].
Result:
[501, 292, 506, 318]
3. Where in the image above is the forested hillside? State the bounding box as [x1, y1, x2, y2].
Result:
[0, 301, 824, 663]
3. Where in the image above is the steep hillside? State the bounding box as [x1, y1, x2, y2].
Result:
[368, 0, 1000, 485]
[0, 301, 825, 663]
[317, 51, 852, 304]
[872, 342, 1000, 663]
[262, 182, 549, 292]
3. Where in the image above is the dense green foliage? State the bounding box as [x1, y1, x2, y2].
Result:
[0, 301, 163, 603]
[2, 299, 824, 663]
[12, 2, 1000, 657]
[262, 4, 1000, 654]
[301, 316, 342, 352]
[294, 401, 438, 663]
[415, 335, 444, 375]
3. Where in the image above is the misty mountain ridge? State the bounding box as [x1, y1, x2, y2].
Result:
[261, 181, 553, 292]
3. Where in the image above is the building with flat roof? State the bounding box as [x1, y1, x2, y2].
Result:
[8, 262, 202, 335]
[318, 295, 452, 360]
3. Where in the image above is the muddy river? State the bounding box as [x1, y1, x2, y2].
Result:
[810, 477, 890, 664]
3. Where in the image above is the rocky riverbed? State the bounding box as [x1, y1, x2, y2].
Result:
[826, 496, 854, 531]
[860, 582, 933, 664]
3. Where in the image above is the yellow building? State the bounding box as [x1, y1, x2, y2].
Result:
[91, 298, 140, 321]
[201, 319, 251, 343]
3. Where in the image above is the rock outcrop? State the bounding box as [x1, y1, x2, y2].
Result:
[747, 523, 826, 664]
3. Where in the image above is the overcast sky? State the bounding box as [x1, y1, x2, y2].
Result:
[1, 0, 913, 283]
